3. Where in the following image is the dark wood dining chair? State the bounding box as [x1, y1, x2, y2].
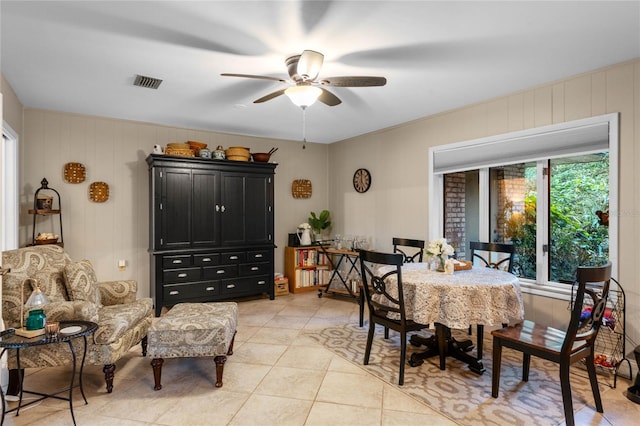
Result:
[467, 241, 517, 357]
[392, 237, 425, 263]
[469, 241, 516, 273]
[491, 262, 611, 426]
[359, 250, 429, 385]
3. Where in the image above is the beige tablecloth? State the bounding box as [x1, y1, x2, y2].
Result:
[375, 263, 524, 329]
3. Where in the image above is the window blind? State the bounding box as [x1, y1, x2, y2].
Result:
[432, 121, 610, 174]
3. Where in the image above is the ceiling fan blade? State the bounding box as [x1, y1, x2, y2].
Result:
[320, 76, 387, 87]
[298, 50, 324, 81]
[254, 89, 287, 103]
[221, 73, 287, 83]
[317, 88, 341, 106]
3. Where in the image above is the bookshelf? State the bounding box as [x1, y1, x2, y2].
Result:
[284, 246, 332, 293]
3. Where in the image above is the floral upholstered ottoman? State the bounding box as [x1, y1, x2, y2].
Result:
[147, 302, 237, 390]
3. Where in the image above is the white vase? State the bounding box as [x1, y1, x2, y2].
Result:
[298, 229, 312, 246]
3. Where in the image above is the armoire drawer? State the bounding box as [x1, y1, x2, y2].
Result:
[202, 265, 238, 280]
[239, 262, 270, 276]
[246, 250, 271, 261]
[193, 253, 219, 266]
[163, 281, 219, 303]
[163, 267, 201, 283]
[219, 276, 269, 295]
[220, 252, 246, 264]
[162, 255, 192, 269]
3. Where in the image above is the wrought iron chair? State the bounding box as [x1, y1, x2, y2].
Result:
[466, 241, 516, 357]
[392, 237, 425, 263]
[359, 250, 429, 385]
[469, 241, 516, 273]
[491, 262, 611, 426]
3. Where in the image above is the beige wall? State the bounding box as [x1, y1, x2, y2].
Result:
[1, 74, 23, 134]
[328, 59, 640, 349]
[17, 109, 329, 295]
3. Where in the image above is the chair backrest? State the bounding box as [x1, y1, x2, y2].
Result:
[359, 250, 408, 323]
[392, 237, 425, 263]
[469, 241, 515, 273]
[562, 262, 612, 355]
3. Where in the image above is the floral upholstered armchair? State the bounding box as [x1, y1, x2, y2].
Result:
[1, 245, 153, 393]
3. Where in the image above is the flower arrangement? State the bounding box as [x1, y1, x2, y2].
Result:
[298, 222, 311, 230]
[425, 238, 455, 271]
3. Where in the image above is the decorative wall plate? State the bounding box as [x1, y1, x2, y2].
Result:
[89, 181, 109, 202]
[63, 162, 86, 183]
[292, 179, 312, 199]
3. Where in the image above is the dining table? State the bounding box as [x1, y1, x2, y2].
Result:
[376, 262, 524, 374]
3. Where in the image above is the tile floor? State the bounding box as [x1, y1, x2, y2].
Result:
[2, 291, 639, 425]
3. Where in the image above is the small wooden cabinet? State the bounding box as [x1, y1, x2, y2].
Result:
[284, 246, 332, 293]
[148, 155, 276, 316]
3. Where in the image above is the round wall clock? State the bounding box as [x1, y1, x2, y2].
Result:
[353, 168, 371, 193]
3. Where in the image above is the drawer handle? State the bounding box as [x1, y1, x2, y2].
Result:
[216, 270, 226, 274]
[172, 260, 183, 264]
[254, 254, 263, 258]
[169, 290, 179, 295]
[226, 284, 236, 289]
[202, 257, 212, 262]
[251, 266, 259, 271]
[258, 280, 266, 285]
[229, 255, 238, 260]
[177, 273, 188, 278]
[206, 286, 215, 291]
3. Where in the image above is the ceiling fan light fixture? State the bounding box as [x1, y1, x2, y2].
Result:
[285, 85, 322, 108]
[297, 50, 324, 81]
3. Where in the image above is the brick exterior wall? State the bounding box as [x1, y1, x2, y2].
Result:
[444, 172, 466, 258]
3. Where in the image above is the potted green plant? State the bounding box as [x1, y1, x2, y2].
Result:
[308, 210, 331, 241]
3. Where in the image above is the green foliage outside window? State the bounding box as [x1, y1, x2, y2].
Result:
[505, 154, 609, 283]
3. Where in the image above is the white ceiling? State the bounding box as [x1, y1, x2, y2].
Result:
[1, 1, 639, 144]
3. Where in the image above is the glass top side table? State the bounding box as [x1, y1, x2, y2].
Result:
[0, 320, 98, 426]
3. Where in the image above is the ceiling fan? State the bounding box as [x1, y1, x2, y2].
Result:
[221, 50, 387, 107]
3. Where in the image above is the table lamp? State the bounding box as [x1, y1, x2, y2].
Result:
[15, 278, 49, 338]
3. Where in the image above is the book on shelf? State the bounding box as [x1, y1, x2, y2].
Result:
[294, 265, 331, 288]
[295, 248, 329, 267]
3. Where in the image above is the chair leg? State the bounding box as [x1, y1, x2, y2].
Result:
[103, 363, 116, 393]
[359, 292, 365, 327]
[141, 335, 148, 357]
[364, 321, 375, 365]
[468, 325, 472, 335]
[384, 327, 389, 339]
[491, 337, 502, 398]
[522, 353, 531, 382]
[559, 361, 575, 426]
[586, 352, 604, 413]
[399, 331, 407, 386]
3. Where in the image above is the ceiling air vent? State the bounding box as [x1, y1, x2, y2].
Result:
[133, 74, 163, 89]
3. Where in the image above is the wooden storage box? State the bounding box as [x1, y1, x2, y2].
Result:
[275, 278, 289, 296]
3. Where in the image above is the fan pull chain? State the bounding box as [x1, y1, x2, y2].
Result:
[301, 106, 307, 149]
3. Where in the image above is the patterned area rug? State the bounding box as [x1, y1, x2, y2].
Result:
[305, 323, 610, 426]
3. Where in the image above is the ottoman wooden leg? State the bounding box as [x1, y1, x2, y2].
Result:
[151, 358, 164, 391]
[214, 355, 227, 388]
[227, 331, 237, 355]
